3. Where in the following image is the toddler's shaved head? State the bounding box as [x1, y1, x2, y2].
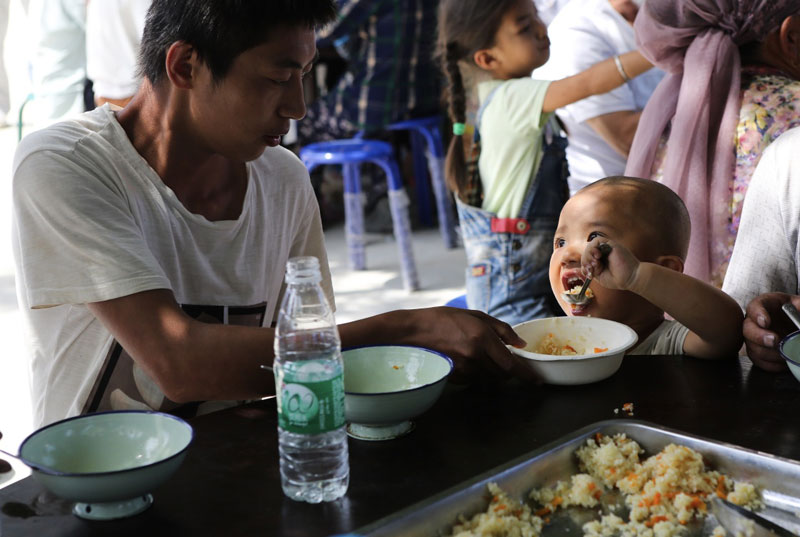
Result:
[578, 176, 691, 260]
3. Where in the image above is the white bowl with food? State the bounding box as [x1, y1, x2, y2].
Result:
[343, 345, 453, 441]
[510, 317, 638, 385]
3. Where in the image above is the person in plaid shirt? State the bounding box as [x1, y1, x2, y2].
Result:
[298, 0, 441, 143]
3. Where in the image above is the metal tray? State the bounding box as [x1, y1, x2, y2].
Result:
[356, 420, 800, 536]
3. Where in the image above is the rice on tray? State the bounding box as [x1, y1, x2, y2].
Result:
[448, 433, 760, 537]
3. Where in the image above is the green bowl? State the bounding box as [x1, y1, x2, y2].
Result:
[779, 330, 800, 383]
[343, 345, 453, 441]
[19, 410, 193, 520]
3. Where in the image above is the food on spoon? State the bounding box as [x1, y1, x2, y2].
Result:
[562, 283, 595, 303]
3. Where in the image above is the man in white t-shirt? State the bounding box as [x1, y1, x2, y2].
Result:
[535, 0, 663, 194]
[722, 127, 800, 373]
[13, 0, 534, 428]
[86, 0, 151, 107]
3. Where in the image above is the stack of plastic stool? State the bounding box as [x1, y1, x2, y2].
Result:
[387, 116, 458, 249]
[300, 139, 420, 292]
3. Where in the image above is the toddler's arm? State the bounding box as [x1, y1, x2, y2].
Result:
[583, 239, 743, 359]
[542, 51, 653, 114]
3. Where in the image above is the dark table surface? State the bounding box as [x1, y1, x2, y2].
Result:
[2, 355, 799, 537]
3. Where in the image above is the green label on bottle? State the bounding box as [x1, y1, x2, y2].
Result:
[274, 360, 345, 434]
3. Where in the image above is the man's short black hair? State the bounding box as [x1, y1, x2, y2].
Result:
[138, 0, 337, 85]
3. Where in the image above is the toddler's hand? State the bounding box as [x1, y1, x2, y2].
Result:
[581, 238, 640, 291]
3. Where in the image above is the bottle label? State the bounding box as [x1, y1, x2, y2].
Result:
[274, 360, 345, 434]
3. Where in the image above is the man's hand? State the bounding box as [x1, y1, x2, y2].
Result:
[743, 292, 800, 371]
[420, 307, 538, 384]
[344, 307, 540, 384]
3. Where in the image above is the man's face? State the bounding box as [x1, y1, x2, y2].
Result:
[188, 24, 316, 162]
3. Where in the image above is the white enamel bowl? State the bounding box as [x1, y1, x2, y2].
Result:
[18, 410, 193, 520]
[343, 345, 453, 441]
[510, 317, 638, 385]
[778, 331, 800, 383]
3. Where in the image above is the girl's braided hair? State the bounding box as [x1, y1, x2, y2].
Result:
[434, 0, 517, 196]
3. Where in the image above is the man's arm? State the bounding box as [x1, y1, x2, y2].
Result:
[88, 291, 539, 404]
[585, 110, 642, 157]
[87, 289, 275, 404]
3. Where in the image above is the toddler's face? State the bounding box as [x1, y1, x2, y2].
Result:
[548, 187, 653, 322]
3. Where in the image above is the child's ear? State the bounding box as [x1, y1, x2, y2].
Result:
[654, 255, 684, 274]
[473, 49, 498, 71]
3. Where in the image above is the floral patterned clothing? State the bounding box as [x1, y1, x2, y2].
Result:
[651, 66, 800, 287]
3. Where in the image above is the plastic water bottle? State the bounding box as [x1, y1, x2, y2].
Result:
[273, 256, 349, 503]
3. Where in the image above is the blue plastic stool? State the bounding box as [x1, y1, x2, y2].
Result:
[445, 294, 468, 309]
[300, 139, 420, 292]
[387, 116, 458, 249]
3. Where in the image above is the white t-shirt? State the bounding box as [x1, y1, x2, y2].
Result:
[86, 0, 150, 100]
[534, 0, 573, 26]
[13, 105, 333, 427]
[477, 78, 552, 218]
[534, 0, 663, 194]
[723, 126, 800, 308]
[629, 320, 689, 355]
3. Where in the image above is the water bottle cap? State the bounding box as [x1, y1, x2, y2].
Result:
[285, 256, 322, 284]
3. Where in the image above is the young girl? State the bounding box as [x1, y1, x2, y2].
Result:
[437, 0, 653, 326]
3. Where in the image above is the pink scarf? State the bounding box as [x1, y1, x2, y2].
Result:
[625, 0, 799, 282]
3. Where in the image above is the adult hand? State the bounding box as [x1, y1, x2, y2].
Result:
[743, 292, 800, 372]
[349, 307, 540, 384]
[420, 307, 539, 384]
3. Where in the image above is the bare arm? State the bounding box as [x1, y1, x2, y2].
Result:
[88, 292, 538, 403]
[87, 289, 276, 404]
[584, 239, 743, 359]
[629, 263, 744, 359]
[339, 307, 536, 383]
[542, 50, 652, 114]
[584, 110, 642, 157]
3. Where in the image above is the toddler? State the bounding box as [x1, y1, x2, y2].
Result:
[549, 176, 743, 357]
[437, 0, 653, 325]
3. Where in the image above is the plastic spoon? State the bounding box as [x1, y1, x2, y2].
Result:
[561, 243, 612, 306]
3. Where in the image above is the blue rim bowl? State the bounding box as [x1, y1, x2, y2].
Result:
[18, 410, 193, 504]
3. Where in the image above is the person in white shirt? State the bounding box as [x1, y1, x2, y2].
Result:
[723, 126, 800, 372]
[532, 0, 571, 27]
[86, 0, 151, 107]
[13, 0, 535, 428]
[534, 0, 663, 194]
[26, 0, 86, 125]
